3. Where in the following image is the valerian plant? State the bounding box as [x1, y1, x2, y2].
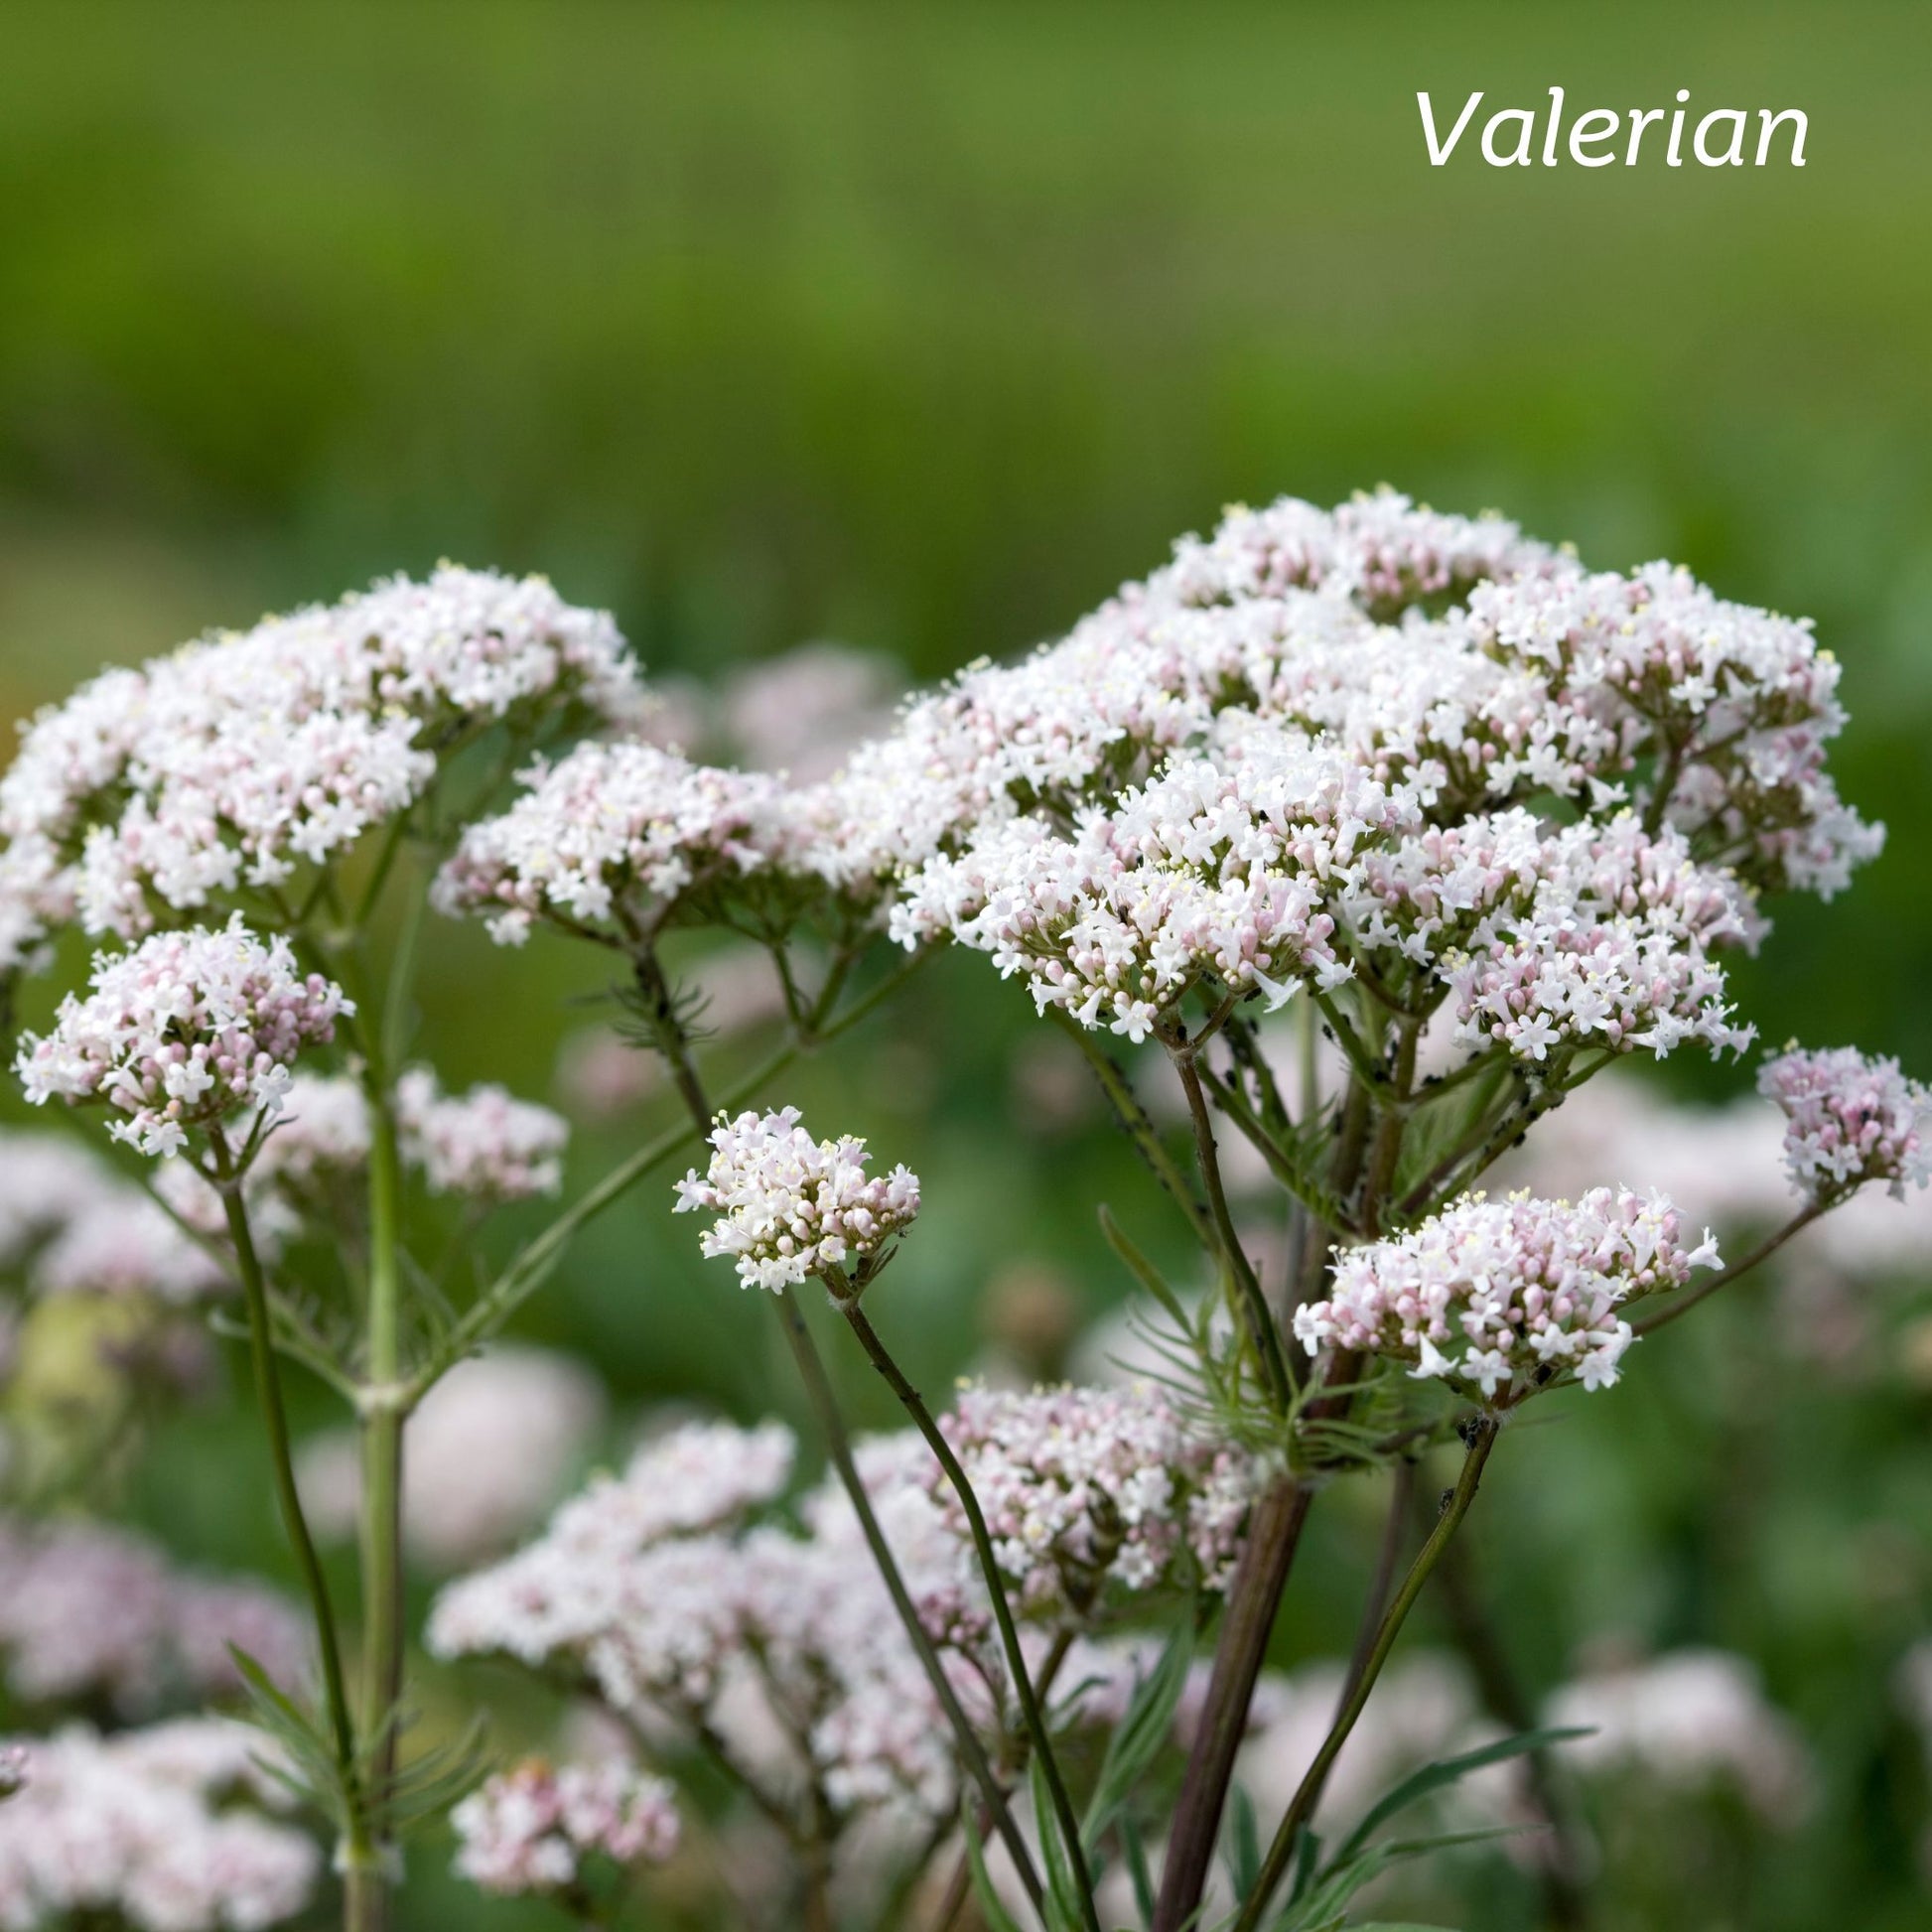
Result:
[0, 493, 1922, 1932]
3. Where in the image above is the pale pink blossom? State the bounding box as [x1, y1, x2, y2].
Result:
[1294, 1188, 1720, 1400]
[1758, 1044, 1930, 1203]
[675, 1108, 919, 1292]
[0, 1720, 318, 1930]
[452, 1757, 679, 1896]
[14, 917, 350, 1159]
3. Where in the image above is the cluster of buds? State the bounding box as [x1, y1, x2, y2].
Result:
[1757, 1045, 1930, 1205]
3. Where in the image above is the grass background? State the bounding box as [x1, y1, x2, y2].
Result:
[2, 5, 1930, 1926]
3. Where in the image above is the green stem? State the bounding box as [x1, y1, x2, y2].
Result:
[773, 1290, 1046, 1918]
[925, 1631, 1076, 1932]
[1047, 1007, 1212, 1245]
[356, 1071, 408, 1927]
[1172, 1044, 1293, 1411]
[1152, 1068, 1381, 1932]
[1358, 1018, 1420, 1239]
[1332, 1459, 1417, 1720]
[209, 1137, 369, 1887]
[1311, 990, 1387, 1092]
[838, 1301, 1101, 1932]
[1231, 1417, 1502, 1932]
[621, 940, 1036, 1909]
[1193, 1063, 1339, 1234]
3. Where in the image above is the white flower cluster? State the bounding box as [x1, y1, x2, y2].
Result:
[0, 1719, 319, 1931]
[429, 1419, 967, 1824]
[452, 1756, 679, 1897]
[395, 1068, 569, 1200]
[0, 567, 639, 975]
[894, 732, 1402, 1039]
[1357, 810, 1752, 1061]
[14, 918, 350, 1158]
[1546, 1649, 1812, 1825]
[1468, 561, 1884, 897]
[875, 494, 1863, 1052]
[433, 495, 1872, 1069]
[1294, 1188, 1720, 1399]
[0, 1128, 222, 1306]
[1757, 1045, 1930, 1204]
[427, 1420, 800, 1668]
[674, 1108, 920, 1292]
[931, 1383, 1257, 1618]
[432, 740, 782, 946]
[154, 1067, 569, 1243]
[297, 1345, 604, 1570]
[0, 1517, 309, 1717]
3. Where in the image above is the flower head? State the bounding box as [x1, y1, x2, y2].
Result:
[674, 1107, 920, 1292]
[452, 1758, 679, 1897]
[432, 740, 780, 947]
[1757, 1045, 1930, 1204]
[0, 1719, 319, 1930]
[1294, 1189, 1720, 1401]
[0, 1517, 309, 1716]
[0, 567, 639, 972]
[931, 1383, 1259, 1620]
[13, 916, 350, 1158]
[396, 1068, 569, 1201]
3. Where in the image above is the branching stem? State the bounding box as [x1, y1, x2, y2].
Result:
[1171, 1041, 1294, 1411]
[211, 1136, 364, 1852]
[774, 1291, 1046, 1917]
[1231, 1416, 1502, 1932]
[837, 1300, 1101, 1932]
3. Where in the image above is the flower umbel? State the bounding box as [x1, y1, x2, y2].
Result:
[1294, 1188, 1721, 1400]
[930, 1382, 1258, 1620]
[674, 1107, 920, 1292]
[452, 1758, 679, 1898]
[13, 914, 351, 1158]
[1757, 1044, 1931, 1204]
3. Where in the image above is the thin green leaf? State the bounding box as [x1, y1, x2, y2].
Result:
[1100, 1205, 1190, 1328]
[1120, 1814, 1156, 1928]
[1283, 1826, 1537, 1929]
[384, 1717, 492, 1831]
[962, 1808, 1027, 1932]
[1285, 1825, 1321, 1906]
[1082, 1622, 1195, 1854]
[1331, 1726, 1588, 1867]
[1033, 1756, 1090, 1932]
[1224, 1782, 1260, 1901]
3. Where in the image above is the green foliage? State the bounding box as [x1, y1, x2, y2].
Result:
[1083, 1622, 1197, 1857]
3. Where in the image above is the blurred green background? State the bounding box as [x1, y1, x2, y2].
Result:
[4, 3, 1932, 1927]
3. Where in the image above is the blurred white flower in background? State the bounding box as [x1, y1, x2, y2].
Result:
[298, 1345, 605, 1570]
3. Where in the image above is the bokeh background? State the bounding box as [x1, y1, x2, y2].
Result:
[3, 4, 1932, 1927]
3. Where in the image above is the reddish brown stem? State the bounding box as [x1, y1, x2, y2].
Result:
[1150, 1475, 1313, 1932]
